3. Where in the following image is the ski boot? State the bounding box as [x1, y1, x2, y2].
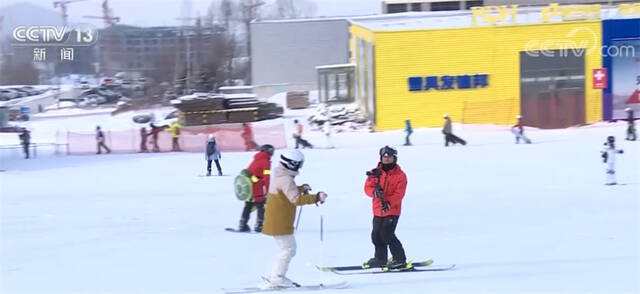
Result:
[237, 219, 250, 232]
[363, 257, 387, 269]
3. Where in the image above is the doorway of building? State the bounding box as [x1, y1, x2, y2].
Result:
[520, 50, 586, 128]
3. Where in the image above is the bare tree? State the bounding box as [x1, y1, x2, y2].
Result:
[269, 0, 317, 19]
[240, 0, 265, 85]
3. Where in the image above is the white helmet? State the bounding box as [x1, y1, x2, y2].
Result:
[280, 149, 304, 171]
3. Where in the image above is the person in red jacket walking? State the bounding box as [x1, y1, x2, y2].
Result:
[238, 144, 274, 232]
[242, 123, 258, 151]
[363, 145, 408, 269]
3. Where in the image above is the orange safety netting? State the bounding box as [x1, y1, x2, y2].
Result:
[61, 124, 287, 155]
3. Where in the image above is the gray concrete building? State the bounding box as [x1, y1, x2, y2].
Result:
[97, 24, 224, 83]
[250, 18, 350, 99]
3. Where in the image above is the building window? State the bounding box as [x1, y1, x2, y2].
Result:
[411, 3, 422, 11]
[465, 0, 483, 9]
[387, 3, 407, 13]
[430, 1, 460, 11]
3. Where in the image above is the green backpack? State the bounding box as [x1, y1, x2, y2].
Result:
[234, 169, 253, 201]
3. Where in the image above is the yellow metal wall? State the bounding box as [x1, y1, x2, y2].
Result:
[352, 21, 602, 131]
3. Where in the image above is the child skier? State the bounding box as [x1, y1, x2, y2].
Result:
[511, 115, 531, 144]
[601, 136, 624, 185]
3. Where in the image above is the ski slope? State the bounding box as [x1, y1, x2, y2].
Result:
[1, 113, 639, 294]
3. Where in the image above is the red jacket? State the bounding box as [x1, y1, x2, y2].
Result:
[364, 164, 407, 217]
[242, 124, 253, 140]
[247, 151, 271, 203]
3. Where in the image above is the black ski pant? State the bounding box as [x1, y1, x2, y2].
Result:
[627, 125, 636, 141]
[371, 216, 406, 262]
[172, 137, 181, 151]
[22, 143, 29, 159]
[207, 159, 222, 174]
[405, 134, 411, 145]
[444, 132, 466, 146]
[294, 135, 313, 149]
[240, 200, 265, 228]
[97, 142, 111, 154]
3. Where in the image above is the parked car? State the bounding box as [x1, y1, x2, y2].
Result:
[9, 88, 28, 98]
[8, 107, 29, 121]
[153, 110, 178, 128]
[0, 89, 20, 100]
[21, 86, 42, 95]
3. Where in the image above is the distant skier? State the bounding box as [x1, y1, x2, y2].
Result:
[140, 127, 148, 152]
[403, 119, 413, 146]
[442, 114, 466, 147]
[149, 123, 161, 152]
[237, 144, 274, 232]
[96, 126, 111, 154]
[260, 149, 327, 289]
[241, 123, 258, 151]
[625, 107, 636, 141]
[166, 121, 181, 151]
[293, 119, 313, 149]
[205, 134, 222, 176]
[601, 136, 624, 185]
[18, 128, 30, 159]
[511, 115, 531, 144]
[363, 146, 409, 270]
[323, 120, 334, 149]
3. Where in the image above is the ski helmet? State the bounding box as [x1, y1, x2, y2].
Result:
[280, 149, 304, 171]
[607, 136, 615, 144]
[379, 145, 398, 162]
[260, 144, 275, 156]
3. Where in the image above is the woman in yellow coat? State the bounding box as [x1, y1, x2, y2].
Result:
[261, 149, 328, 289]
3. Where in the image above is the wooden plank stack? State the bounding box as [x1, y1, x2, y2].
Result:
[286, 91, 309, 109]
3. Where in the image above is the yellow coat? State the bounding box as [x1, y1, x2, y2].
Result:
[166, 122, 181, 138]
[262, 166, 318, 236]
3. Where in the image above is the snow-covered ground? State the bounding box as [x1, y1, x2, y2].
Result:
[1, 106, 639, 294]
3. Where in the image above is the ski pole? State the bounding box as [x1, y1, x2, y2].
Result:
[320, 213, 324, 242]
[295, 206, 303, 230]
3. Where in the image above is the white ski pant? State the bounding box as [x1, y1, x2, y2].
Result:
[606, 161, 616, 184]
[268, 234, 297, 283]
[325, 134, 334, 148]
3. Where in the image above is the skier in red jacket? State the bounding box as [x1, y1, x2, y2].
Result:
[241, 123, 258, 151]
[363, 145, 409, 269]
[238, 144, 274, 232]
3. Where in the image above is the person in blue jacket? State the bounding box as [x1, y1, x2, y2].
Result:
[205, 134, 222, 176]
[403, 119, 413, 146]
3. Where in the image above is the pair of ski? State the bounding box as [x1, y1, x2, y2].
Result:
[318, 259, 456, 275]
[222, 281, 349, 294]
[222, 259, 455, 293]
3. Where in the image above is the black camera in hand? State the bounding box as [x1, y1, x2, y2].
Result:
[374, 187, 384, 199]
[366, 168, 382, 177]
[381, 201, 390, 213]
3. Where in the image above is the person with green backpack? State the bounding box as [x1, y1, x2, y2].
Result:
[236, 144, 274, 232]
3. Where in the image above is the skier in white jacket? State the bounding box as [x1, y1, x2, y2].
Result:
[601, 136, 624, 185]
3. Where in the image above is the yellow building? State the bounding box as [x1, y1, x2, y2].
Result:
[350, 5, 604, 130]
